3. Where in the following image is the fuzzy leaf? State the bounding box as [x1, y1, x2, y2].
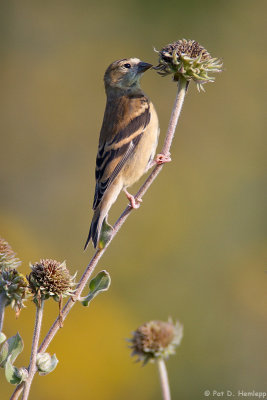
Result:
[0, 332, 6, 344]
[36, 352, 58, 376]
[5, 355, 28, 384]
[81, 270, 111, 307]
[0, 332, 23, 368]
[98, 219, 113, 249]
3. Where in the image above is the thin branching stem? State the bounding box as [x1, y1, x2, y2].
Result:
[39, 77, 188, 354]
[9, 383, 24, 400]
[10, 77, 188, 399]
[157, 359, 171, 400]
[0, 293, 7, 332]
[21, 300, 44, 400]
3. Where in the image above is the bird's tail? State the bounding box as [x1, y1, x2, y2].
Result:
[84, 181, 122, 250]
[84, 208, 103, 250]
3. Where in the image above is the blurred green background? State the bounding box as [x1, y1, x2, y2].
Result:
[1, 0, 266, 399]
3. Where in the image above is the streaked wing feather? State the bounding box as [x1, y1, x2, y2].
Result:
[93, 97, 150, 209]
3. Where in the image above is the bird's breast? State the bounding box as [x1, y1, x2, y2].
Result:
[121, 102, 159, 187]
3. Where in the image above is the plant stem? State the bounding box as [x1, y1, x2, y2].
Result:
[0, 293, 7, 332]
[10, 383, 24, 400]
[157, 359, 171, 400]
[10, 77, 188, 399]
[21, 300, 44, 400]
[162, 77, 187, 155]
[39, 77, 188, 353]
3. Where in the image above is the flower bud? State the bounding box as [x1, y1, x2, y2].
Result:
[36, 352, 58, 375]
[15, 367, 28, 382]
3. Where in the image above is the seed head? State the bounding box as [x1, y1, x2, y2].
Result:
[0, 237, 21, 270]
[0, 268, 29, 316]
[28, 259, 75, 305]
[155, 39, 223, 91]
[129, 319, 183, 365]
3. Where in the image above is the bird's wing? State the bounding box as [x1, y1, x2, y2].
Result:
[93, 95, 150, 210]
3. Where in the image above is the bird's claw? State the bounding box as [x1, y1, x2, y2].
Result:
[130, 197, 142, 209]
[156, 152, 172, 165]
[124, 190, 142, 209]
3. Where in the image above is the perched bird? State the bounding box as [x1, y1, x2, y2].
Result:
[84, 57, 169, 249]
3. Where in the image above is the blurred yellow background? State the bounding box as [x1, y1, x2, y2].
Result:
[1, 0, 266, 399]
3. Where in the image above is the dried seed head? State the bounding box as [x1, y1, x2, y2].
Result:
[0, 237, 21, 270]
[0, 268, 29, 316]
[28, 259, 75, 305]
[155, 39, 223, 91]
[129, 319, 183, 365]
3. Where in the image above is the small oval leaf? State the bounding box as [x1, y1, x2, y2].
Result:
[81, 270, 111, 307]
[98, 219, 113, 249]
[0, 332, 24, 368]
[5, 355, 27, 385]
[0, 332, 6, 345]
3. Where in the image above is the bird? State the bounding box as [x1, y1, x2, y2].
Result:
[84, 57, 170, 249]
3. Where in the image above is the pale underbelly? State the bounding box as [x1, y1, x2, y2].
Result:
[122, 126, 159, 188]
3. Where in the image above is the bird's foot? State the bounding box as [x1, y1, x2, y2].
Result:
[124, 190, 142, 209]
[155, 152, 172, 165]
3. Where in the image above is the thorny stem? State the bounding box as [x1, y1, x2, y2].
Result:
[157, 358, 171, 400]
[21, 300, 44, 400]
[0, 293, 7, 333]
[10, 77, 188, 399]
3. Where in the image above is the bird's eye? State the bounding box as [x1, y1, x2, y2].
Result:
[123, 63, 131, 69]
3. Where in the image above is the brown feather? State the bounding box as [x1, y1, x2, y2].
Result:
[85, 57, 159, 249]
[93, 94, 151, 209]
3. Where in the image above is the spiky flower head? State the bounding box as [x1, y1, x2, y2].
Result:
[28, 259, 75, 306]
[129, 319, 183, 365]
[155, 39, 223, 91]
[0, 237, 21, 270]
[0, 268, 29, 316]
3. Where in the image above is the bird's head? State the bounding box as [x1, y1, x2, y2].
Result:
[104, 58, 152, 92]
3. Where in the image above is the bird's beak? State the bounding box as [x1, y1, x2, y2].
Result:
[137, 62, 153, 73]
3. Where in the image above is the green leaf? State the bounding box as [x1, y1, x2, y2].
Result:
[0, 332, 23, 368]
[81, 270, 111, 307]
[36, 352, 58, 376]
[5, 355, 28, 385]
[98, 219, 113, 249]
[0, 332, 6, 344]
